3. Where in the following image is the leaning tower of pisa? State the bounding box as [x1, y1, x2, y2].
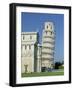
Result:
[41, 22, 55, 71]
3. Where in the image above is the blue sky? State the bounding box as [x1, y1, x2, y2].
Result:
[21, 12, 64, 62]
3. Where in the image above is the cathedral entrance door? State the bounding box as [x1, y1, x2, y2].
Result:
[24, 65, 28, 73]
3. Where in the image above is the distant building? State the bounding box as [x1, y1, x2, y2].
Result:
[21, 22, 55, 73]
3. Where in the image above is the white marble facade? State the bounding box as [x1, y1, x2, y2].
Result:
[21, 22, 55, 73]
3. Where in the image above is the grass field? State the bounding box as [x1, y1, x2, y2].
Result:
[22, 70, 64, 77]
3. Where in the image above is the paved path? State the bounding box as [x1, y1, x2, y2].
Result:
[52, 69, 64, 72]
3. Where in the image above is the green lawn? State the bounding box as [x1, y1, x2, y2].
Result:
[22, 70, 64, 77]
